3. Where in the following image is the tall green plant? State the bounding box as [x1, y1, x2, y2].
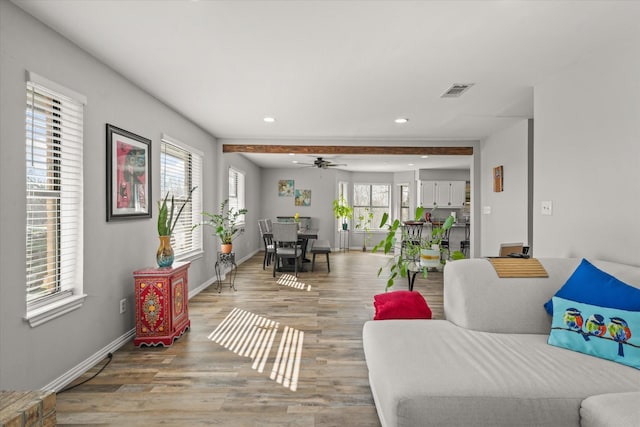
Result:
[157, 187, 197, 236]
[372, 207, 455, 290]
[198, 199, 248, 244]
[332, 196, 353, 226]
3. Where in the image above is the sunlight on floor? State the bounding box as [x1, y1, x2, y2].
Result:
[276, 273, 311, 291]
[208, 307, 304, 391]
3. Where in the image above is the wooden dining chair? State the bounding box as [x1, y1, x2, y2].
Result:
[258, 219, 275, 270]
[272, 222, 303, 277]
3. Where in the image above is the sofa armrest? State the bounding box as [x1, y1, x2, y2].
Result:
[580, 392, 640, 427]
[443, 258, 580, 334]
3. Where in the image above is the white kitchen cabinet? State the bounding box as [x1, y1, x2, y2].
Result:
[421, 181, 466, 208]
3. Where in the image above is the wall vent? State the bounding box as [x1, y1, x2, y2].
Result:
[441, 83, 474, 98]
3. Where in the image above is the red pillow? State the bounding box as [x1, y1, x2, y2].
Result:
[373, 290, 432, 320]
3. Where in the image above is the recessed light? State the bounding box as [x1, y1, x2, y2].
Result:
[263, 117, 276, 123]
[395, 118, 409, 124]
[408, 163, 415, 166]
[289, 153, 295, 156]
[292, 160, 299, 164]
[421, 155, 429, 159]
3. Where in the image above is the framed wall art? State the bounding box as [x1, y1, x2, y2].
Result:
[493, 165, 503, 192]
[278, 179, 294, 197]
[295, 189, 311, 206]
[106, 123, 152, 221]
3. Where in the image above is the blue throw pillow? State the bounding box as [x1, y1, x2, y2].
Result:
[544, 258, 640, 315]
[548, 297, 640, 370]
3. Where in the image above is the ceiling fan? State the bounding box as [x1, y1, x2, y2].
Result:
[298, 157, 347, 169]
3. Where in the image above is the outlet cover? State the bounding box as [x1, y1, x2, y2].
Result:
[541, 200, 553, 215]
[119, 298, 127, 314]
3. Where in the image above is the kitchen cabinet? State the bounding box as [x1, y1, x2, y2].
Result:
[421, 181, 466, 208]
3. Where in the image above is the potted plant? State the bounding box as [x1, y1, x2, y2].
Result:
[332, 196, 353, 230]
[355, 207, 374, 251]
[372, 206, 455, 290]
[199, 199, 248, 253]
[156, 186, 197, 267]
[418, 215, 455, 269]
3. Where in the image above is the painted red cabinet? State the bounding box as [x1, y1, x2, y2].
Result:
[133, 261, 190, 347]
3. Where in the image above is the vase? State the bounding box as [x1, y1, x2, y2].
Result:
[420, 248, 440, 268]
[156, 235, 174, 268]
[221, 243, 233, 254]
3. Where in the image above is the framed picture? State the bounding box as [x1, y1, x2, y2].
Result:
[278, 179, 294, 196]
[493, 165, 503, 192]
[106, 124, 152, 221]
[295, 189, 311, 206]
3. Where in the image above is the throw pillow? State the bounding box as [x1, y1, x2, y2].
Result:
[544, 258, 640, 315]
[373, 290, 432, 320]
[548, 296, 640, 370]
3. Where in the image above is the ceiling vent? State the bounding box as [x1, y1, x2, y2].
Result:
[441, 83, 474, 98]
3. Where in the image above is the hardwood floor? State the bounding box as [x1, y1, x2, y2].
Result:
[56, 251, 444, 426]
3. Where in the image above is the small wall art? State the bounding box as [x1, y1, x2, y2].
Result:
[295, 189, 311, 206]
[106, 123, 152, 221]
[278, 179, 294, 197]
[493, 165, 504, 192]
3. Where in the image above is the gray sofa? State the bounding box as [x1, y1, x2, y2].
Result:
[363, 258, 640, 427]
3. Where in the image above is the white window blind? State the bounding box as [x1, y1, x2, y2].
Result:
[228, 167, 245, 223]
[25, 76, 84, 309]
[160, 136, 203, 258]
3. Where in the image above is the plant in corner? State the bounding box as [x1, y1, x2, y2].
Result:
[372, 206, 454, 290]
[198, 199, 248, 254]
[355, 207, 374, 251]
[332, 196, 353, 230]
[156, 186, 197, 267]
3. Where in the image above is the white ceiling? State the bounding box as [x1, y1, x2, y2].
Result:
[12, 0, 640, 172]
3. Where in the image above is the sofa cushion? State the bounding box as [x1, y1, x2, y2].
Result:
[373, 290, 432, 320]
[363, 319, 640, 427]
[580, 392, 640, 427]
[544, 258, 640, 315]
[548, 296, 640, 370]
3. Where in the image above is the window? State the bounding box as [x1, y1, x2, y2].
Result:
[228, 167, 245, 223]
[160, 135, 203, 258]
[399, 184, 410, 222]
[25, 72, 87, 326]
[353, 183, 390, 230]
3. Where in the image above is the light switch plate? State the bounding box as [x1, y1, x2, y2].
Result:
[541, 200, 553, 215]
[482, 206, 491, 214]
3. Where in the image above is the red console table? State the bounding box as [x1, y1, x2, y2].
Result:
[133, 261, 190, 347]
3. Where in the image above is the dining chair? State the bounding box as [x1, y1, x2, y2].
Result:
[401, 222, 423, 260]
[258, 219, 275, 270]
[272, 222, 303, 277]
[265, 218, 273, 233]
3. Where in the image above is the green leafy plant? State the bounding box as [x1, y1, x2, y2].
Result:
[157, 187, 197, 236]
[372, 206, 455, 290]
[198, 199, 248, 244]
[355, 207, 374, 251]
[332, 196, 353, 228]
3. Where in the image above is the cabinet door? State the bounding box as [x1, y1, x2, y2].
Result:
[421, 181, 437, 207]
[436, 181, 453, 206]
[449, 181, 466, 208]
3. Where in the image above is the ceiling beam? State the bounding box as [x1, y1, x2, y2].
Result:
[222, 144, 473, 156]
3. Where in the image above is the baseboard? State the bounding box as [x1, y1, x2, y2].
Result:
[46, 249, 260, 392]
[42, 328, 135, 392]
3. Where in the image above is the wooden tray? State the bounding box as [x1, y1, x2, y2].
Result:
[488, 258, 548, 278]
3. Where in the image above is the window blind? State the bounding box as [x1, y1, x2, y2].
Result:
[25, 78, 84, 305]
[160, 136, 202, 257]
[228, 167, 245, 223]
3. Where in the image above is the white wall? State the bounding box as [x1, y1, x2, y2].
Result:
[0, 1, 225, 390]
[533, 38, 640, 265]
[480, 120, 531, 256]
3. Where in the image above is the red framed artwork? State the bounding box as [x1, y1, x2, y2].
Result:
[106, 123, 152, 221]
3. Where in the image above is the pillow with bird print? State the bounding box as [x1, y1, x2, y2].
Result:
[548, 296, 640, 370]
[544, 258, 640, 315]
[373, 290, 432, 320]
